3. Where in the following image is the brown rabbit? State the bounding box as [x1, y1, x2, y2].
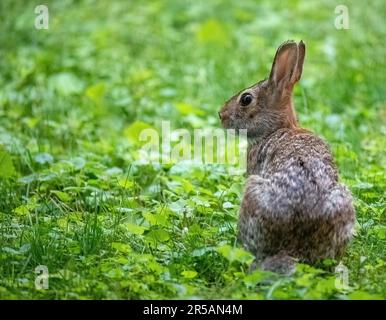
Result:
[219, 40, 355, 274]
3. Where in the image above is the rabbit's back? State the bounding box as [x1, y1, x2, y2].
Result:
[249, 128, 337, 183]
[240, 128, 355, 263]
[248, 128, 340, 209]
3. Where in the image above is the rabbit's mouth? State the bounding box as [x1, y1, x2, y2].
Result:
[220, 117, 249, 136]
[220, 117, 237, 132]
[220, 117, 231, 129]
[219, 109, 233, 129]
[219, 108, 251, 135]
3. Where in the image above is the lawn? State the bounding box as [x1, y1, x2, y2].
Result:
[0, 0, 385, 299]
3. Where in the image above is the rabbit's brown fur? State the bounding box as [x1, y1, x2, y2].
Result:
[219, 41, 355, 274]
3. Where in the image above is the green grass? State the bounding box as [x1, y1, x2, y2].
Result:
[0, 0, 385, 299]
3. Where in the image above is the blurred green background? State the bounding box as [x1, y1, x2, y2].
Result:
[0, 0, 384, 299]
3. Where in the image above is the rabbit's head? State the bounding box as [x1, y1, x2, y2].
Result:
[219, 40, 305, 139]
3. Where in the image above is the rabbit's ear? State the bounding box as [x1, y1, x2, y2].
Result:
[269, 40, 299, 90]
[293, 40, 306, 82]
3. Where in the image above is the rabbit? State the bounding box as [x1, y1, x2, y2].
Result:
[218, 40, 356, 274]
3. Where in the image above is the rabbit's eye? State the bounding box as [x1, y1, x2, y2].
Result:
[240, 93, 253, 106]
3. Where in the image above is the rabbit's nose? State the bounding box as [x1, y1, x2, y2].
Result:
[219, 111, 229, 121]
